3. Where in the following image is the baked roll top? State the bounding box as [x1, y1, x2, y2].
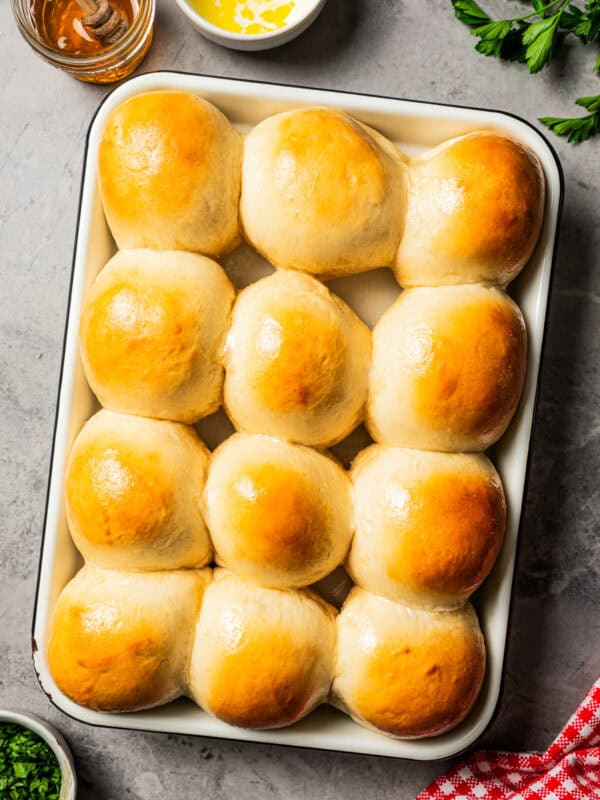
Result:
[348, 446, 506, 608]
[48, 565, 211, 712]
[224, 270, 371, 447]
[99, 91, 242, 257]
[395, 132, 544, 287]
[65, 410, 212, 570]
[188, 570, 336, 729]
[241, 107, 407, 277]
[367, 285, 527, 451]
[204, 433, 352, 588]
[79, 249, 235, 423]
[333, 588, 486, 738]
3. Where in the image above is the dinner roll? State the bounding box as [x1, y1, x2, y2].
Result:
[333, 588, 485, 738]
[99, 91, 242, 256]
[241, 108, 407, 277]
[80, 249, 235, 423]
[204, 433, 352, 588]
[367, 285, 527, 451]
[189, 570, 336, 728]
[395, 132, 544, 287]
[224, 271, 371, 447]
[65, 410, 212, 570]
[48, 564, 210, 712]
[348, 446, 506, 608]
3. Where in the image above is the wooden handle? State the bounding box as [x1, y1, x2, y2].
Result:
[75, 0, 99, 13]
[75, 0, 130, 44]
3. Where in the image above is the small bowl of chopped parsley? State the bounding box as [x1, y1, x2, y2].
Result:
[0, 709, 76, 799]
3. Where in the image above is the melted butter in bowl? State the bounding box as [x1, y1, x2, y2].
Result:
[189, 0, 296, 34]
[176, 0, 326, 50]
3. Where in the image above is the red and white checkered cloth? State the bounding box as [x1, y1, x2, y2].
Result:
[418, 677, 600, 800]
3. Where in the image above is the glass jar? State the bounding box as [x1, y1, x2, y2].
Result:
[10, 0, 155, 83]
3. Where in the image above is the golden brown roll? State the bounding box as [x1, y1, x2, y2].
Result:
[188, 570, 336, 728]
[204, 433, 352, 588]
[99, 91, 242, 256]
[366, 285, 527, 451]
[65, 409, 212, 570]
[241, 108, 407, 277]
[332, 588, 486, 738]
[224, 270, 371, 447]
[48, 564, 211, 712]
[348, 446, 506, 608]
[395, 132, 545, 287]
[79, 249, 235, 423]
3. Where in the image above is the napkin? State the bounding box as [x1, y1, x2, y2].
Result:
[418, 677, 600, 799]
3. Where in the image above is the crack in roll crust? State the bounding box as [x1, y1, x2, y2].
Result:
[47, 565, 211, 712]
[224, 271, 371, 447]
[395, 132, 545, 287]
[204, 433, 353, 587]
[65, 409, 212, 570]
[188, 570, 336, 729]
[348, 446, 506, 608]
[367, 285, 527, 451]
[79, 249, 235, 423]
[332, 588, 486, 738]
[99, 91, 242, 256]
[241, 108, 408, 277]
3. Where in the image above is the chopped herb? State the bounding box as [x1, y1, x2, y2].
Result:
[0, 723, 62, 800]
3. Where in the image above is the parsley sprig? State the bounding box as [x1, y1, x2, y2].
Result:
[452, 0, 600, 142]
[540, 94, 600, 141]
[0, 723, 62, 800]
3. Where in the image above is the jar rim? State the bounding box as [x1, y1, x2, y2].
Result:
[10, 0, 155, 67]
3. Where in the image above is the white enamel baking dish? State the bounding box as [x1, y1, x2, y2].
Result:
[32, 71, 563, 760]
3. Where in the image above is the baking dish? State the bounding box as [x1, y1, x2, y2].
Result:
[32, 71, 563, 760]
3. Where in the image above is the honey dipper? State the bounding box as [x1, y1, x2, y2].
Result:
[75, 0, 130, 44]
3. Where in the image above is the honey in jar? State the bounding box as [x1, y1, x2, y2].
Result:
[14, 0, 155, 82]
[34, 0, 138, 54]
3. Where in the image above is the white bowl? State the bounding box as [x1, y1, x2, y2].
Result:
[174, 0, 327, 50]
[0, 709, 77, 800]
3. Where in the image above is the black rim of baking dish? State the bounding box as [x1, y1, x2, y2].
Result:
[31, 70, 566, 763]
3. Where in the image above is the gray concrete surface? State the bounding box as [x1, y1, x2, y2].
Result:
[1, 0, 599, 797]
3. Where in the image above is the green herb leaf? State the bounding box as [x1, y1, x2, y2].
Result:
[540, 93, 600, 141]
[576, 92, 600, 110]
[451, 0, 490, 26]
[522, 13, 563, 71]
[560, 2, 600, 42]
[473, 19, 514, 55]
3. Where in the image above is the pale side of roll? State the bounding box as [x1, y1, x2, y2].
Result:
[204, 433, 352, 588]
[367, 285, 527, 451]
[65, 409, 212, 571]
[79, 249, 235, 423]
[348, 446, 506, 608]
[332, 588, 486, 738]
[99, 91, 242, 257]
[241, 107, 407, 277]
[188, 570, 336, 729]
[224, 270, 371, 447]
[395, 131, 545, 287]
[47, 565, 211, 712]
